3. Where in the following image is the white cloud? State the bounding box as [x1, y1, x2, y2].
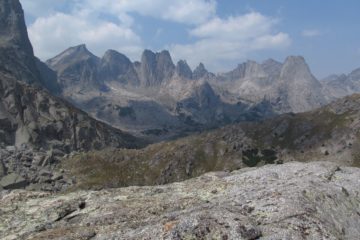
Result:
[28, 13, 142, 60]
[22, 0, 216, 60]
[190, 13, 277, 39]
[21, 0, 72, 18]
[302, 29, 322, 37]
[21, 0, 290, 71]
[170, 12, 291, 70]
[81, 0, 216, 25]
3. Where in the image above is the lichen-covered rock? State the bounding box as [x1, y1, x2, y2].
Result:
[1, 161, 359, 239]
[0, 173, 27, 189]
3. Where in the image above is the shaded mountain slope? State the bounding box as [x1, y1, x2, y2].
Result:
[63, 94, 360, 189]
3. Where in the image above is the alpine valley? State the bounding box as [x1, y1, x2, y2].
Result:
[1, 1, 360, 239]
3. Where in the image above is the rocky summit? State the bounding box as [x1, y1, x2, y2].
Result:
[1, 162, 360, 239]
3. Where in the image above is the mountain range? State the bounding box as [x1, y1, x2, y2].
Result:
[42, 44, 359, 142]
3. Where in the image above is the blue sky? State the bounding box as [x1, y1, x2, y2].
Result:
[21, 0, 360, 78]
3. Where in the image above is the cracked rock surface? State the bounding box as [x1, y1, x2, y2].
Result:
[1, 161, 359, 240]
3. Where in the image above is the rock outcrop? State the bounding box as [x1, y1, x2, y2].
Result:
[1, 161, 359, 239]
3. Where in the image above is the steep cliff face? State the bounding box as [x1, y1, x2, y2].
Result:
[0, 0, 33, 55]
[0, 0, 42, 86]
[139, 50, 175, 87]
[278, 56, 326, 112]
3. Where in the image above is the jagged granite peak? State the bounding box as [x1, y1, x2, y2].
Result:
[193, 62, 208, 79]
[46, 44, 105, 91]
[102, 49, 131, 63]
[46, 44, 98, 70]
[99, 49, 139, 85]
[139, 49, 175, 87]
[279, 55, 326, 112]
[139, 49, 157, 86]
[280, 56, 313, 79]
[155, 50, 175, 83]
[175, 60, 193, 79]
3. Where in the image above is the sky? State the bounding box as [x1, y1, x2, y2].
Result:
[20, 0, 360, 78]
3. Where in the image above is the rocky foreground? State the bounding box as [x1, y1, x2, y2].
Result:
[1, 161, 359, 240]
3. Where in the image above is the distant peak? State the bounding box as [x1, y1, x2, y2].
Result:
[284, 56, 306, 64]
[55, 44, 92, 57]
[280, 55, 316, 81]
[101, 50, 131, 68]
[193, 63, 208, 79]
[142, 49, 156, 58]
[197, 62, 206, 69]
[262, 58, 281, 65]
[46, 44, 98, 67]
[104, 49, 119, 55]
[350, 67, 360, 75]
[70, 44, 89, 52]
[103, 49, 128, 59]
[176, 60, 192, 79]
[159, 50, 171, 56]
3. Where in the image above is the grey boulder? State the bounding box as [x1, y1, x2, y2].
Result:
[0, 173, 28, 189]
